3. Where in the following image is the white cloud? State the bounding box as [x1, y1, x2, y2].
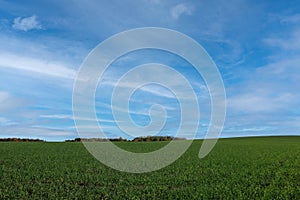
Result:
[144, 0, 161, 4]
[12, 15, 42, 31]
[227, 93, 294, 113]
[263, 28, 300, 50]
[0, 52, 76, 79]
[226, 56, 300, 119]
[264, 34, 300, 50]
[0, 117, 17, 126]
[223, 126, 274, 133]
[256, 58, 300, 82]
[280, 14, 300, 24]
[171, 3, 194, 19]
[40, 114, 118, 123]
[0, 91, 26, 111]
[100, 72, 203, 100]
[0, 91, 10, 103]
[0, 126, 75, 140]
[227, 58, 300, 114]
[40, 114, 73, 119]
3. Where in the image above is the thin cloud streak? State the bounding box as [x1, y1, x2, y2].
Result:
[0, 52, 76, 79]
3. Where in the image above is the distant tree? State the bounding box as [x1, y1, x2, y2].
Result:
[131, 136, 184, 142]
[0, 138, 44, 142]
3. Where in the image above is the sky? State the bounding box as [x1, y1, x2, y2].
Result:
[0, 0, 300, 141]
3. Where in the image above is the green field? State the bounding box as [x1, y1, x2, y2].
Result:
[0, 136, 299, 199]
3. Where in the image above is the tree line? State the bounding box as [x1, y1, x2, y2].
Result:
[0, 138, 44, 142]
[65, 136, 186, 142]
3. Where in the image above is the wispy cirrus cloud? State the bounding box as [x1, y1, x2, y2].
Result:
[0, 117, 18, 126]
[279, 13, 300, 24]
[144, 0, 161, 4]
[40, 114, 73, 120]
[12, 15, 42, 31]
[170, 3, 194, 19]
[0, 52, 76, 79]
[227, 92, 295, 113]
[264, 12, 300, 51]
[40, 114, 118, 123]
[0, 91, 26, 112]
[263, 28, 300, 51]
[0, 125, 75, 140]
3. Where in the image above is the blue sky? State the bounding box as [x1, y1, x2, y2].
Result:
[0, 0, 300, 141]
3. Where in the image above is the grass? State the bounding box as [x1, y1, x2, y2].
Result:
[0, 136, 299, 199]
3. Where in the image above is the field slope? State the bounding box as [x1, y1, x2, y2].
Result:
[0, 136, 299, 199]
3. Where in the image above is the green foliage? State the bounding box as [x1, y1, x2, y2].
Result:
[0, 137, 299, 199]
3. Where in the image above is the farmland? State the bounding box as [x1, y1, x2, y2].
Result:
[0, 136, 299, 199]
